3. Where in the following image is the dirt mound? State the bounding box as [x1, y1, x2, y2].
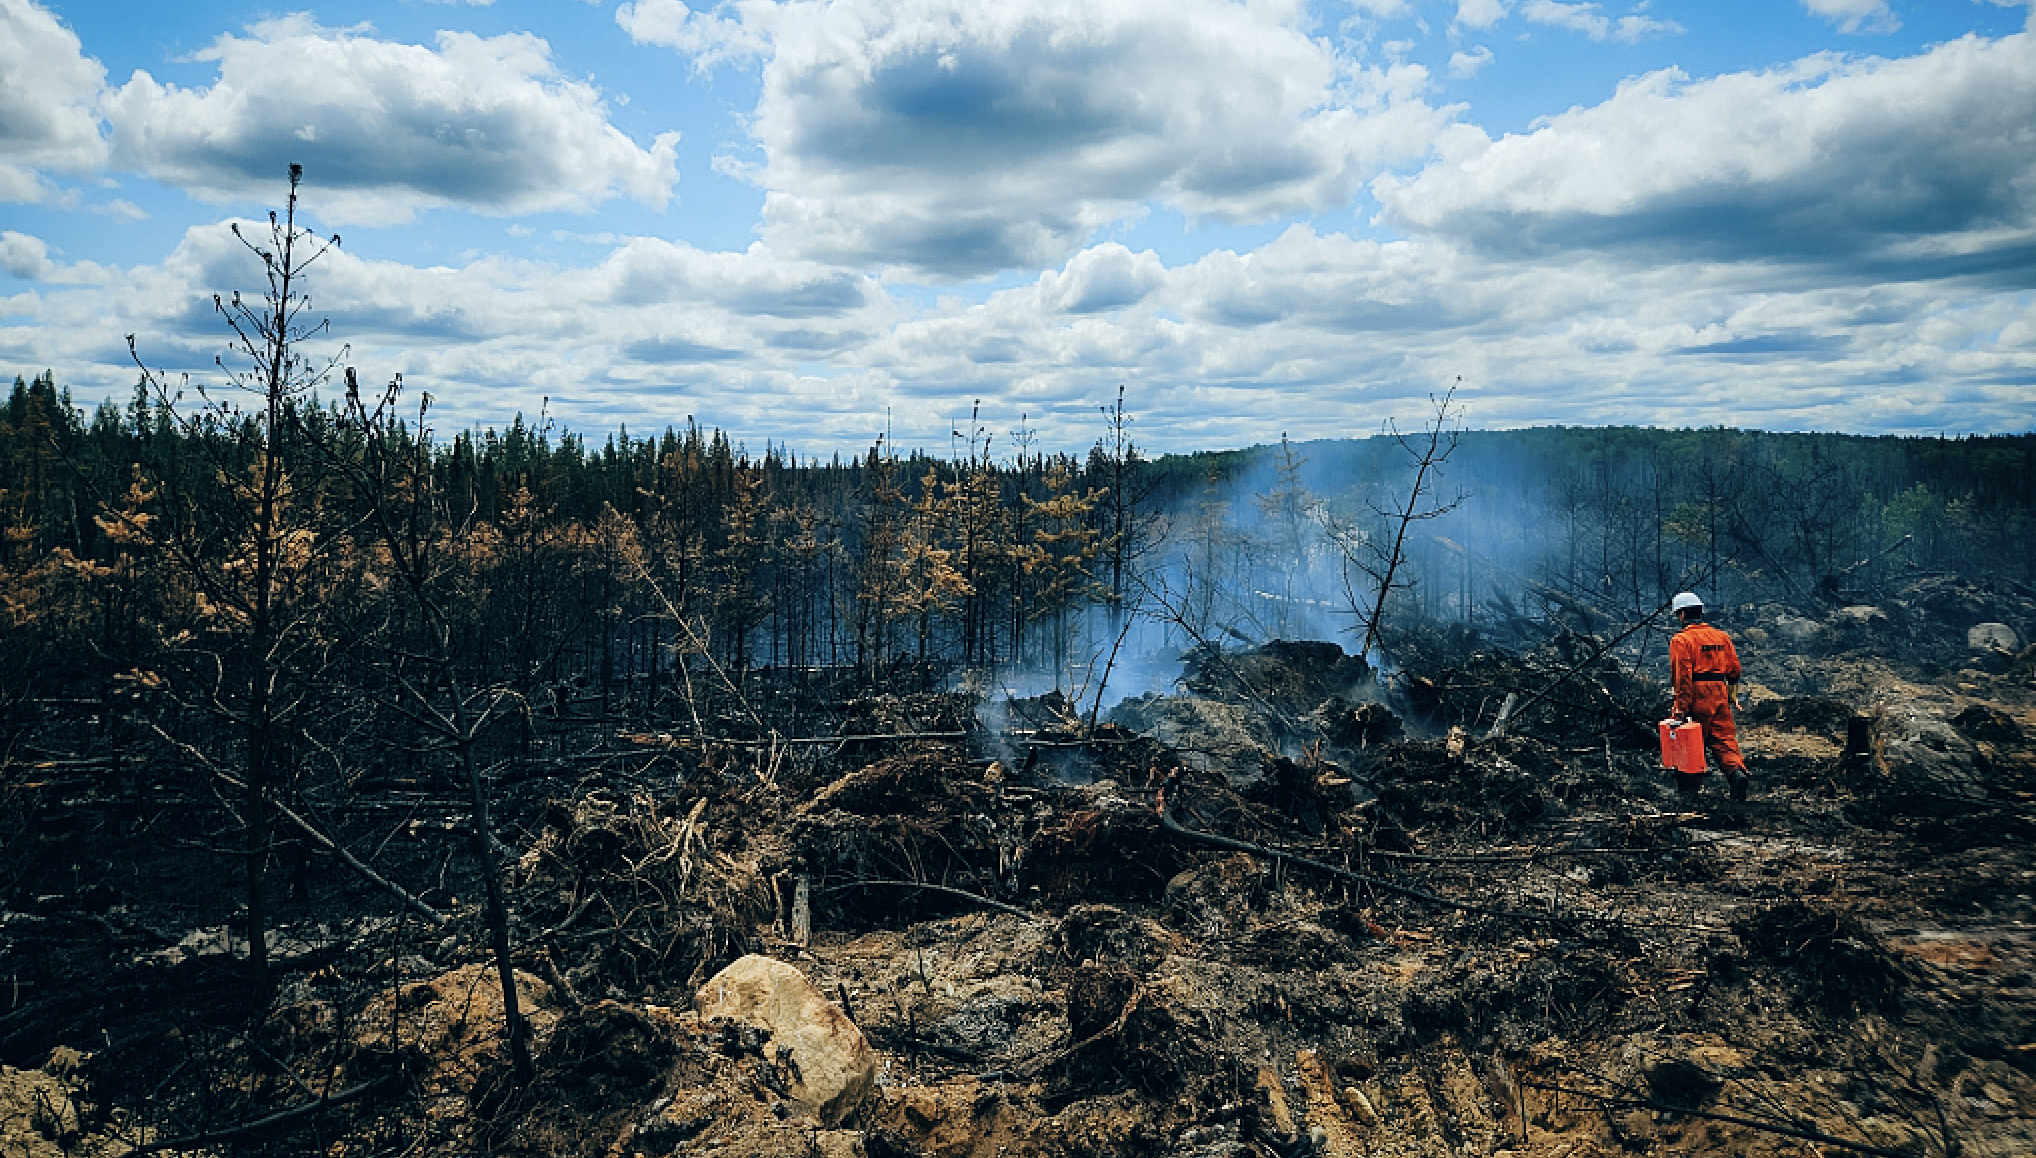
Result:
[1741, 694, 1858, 735]
[0, 1048, 142, 1158]
[1732, 900, 1910, 1012]
[1179, 639, 1373, 718]
[1368, 737, 1552, 831]
[1953, 703, 2025, 743]
[1107, 692, 1276, 781]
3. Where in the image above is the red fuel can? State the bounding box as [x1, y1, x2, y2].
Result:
[1659, 719, 1707, 773]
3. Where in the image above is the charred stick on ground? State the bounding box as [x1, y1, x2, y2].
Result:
[815, 878, 1035, 920]
[1520, 1080, 1922, 1158]
[1155, 774, 1590, 927]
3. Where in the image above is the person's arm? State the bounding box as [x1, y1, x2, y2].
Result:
[1670, 633, 1694, 718]
[1723, 633, 1742, 708]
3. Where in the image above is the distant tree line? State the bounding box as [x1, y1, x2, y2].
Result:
[6, 370, 2033, 721]
[1436, 424, 2035, 620]
[1, 367, 1148, 715]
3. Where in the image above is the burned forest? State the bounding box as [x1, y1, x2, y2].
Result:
[3, 188, 2036, 1158]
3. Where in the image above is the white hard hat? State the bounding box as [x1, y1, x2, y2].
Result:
[1671, 591, 1704, 613]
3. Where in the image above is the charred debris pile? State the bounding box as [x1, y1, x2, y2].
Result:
[3, 573, 2035, 1158]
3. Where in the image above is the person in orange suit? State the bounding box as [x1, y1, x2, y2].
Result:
[1669, 591, 1749, 801]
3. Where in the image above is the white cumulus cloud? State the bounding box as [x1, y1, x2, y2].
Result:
[94, 199, 148, 222]
[1449, 46, 1495, 77]
[1028, 242, 1168, 315]
[1801, 0, 1899, 36]
[0, 231, 57, 280]
[1454, 0, 1508, 31]
[616, 0, 773, 68]
[101, 16, 680, 225]
[1521, 1, 1683, 43]
[0, 0, 109, 202]
[0, 229, 121, 286]
[630, 0, 1457, 279]
[1375, 32, 2036, 279]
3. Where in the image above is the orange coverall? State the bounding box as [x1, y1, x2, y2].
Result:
[1670, 620, 1746, 775]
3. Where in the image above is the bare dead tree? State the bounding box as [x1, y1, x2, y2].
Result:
[1094, 385, 1158, 614]
[333, 371, 537, 1088]
[1321, 383, 1467, 659]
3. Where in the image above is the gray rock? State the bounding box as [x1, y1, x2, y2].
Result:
[1108, 693, 1275, 784]
[1969, 622, 2020, 652]
[1865, 706, 1991, 813]
[1774, 615, 1824, 643]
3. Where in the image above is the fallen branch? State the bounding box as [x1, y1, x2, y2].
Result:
[1018, 981, 1151, 1080]
[1157, 776, 1587, 927]
[1014, 735, 1149, 748]
[121, 1076, 393, 1155]
[814, 879, 1034, 920]
[1834, 533, 1912, 579]
[623, 731, 967, 749]
[1363, 845, 1551, 865]
[270, 798, 449, 927]
[147, 722, 447, 925]
[1, 756, 120, 772]
[1525, 578, 1621, 630]
[1520, 1079, 1923, 1158]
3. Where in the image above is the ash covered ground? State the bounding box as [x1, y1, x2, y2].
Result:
[3, 574, 2034, 1158]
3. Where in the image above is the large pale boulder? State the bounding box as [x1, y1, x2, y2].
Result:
[695, 955, 876, 1126]
[1969, 622, 2020, 652]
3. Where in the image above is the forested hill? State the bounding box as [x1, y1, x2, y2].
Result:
[4, 367, 2033, 714]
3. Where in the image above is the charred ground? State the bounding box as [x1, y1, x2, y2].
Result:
[2, 572, 2034, 1158]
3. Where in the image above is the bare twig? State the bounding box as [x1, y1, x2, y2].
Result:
[1156, 775, 1589, 927]
[122, 1076, 392, 1155]
[814, 879, 1034, 920]
[270, 798, 449, 926]
[1519, 1079, 1923, 1158]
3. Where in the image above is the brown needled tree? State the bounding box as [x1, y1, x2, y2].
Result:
[120, 162, 348, 1007]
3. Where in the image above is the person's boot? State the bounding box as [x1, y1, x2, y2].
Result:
[1727, 770, 1749, 802]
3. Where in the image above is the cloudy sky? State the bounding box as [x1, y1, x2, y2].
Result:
[3, 0, 2032, 457]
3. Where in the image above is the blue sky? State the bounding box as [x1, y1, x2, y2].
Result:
[3, 0, 2032, 457]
